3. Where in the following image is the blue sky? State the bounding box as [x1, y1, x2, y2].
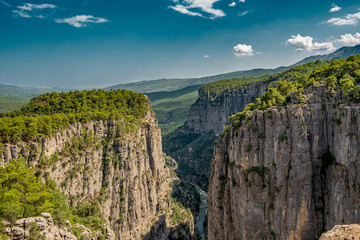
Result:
[0, 0, 360, 89]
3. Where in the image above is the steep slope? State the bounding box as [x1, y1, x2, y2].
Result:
[164, 60, 330, 190]
[147, 86, 201, 135]
[208, 55, 360, 239]
[0, 89, 194, 240]
[186, 80, 272, 135]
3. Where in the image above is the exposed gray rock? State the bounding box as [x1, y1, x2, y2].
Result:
[208, 85, 360, 239]
[2, 213, 100, 240]
[320, 224, 360, 239]
[186, 81, 271, 135]
[0, 103, 194, 239]
[164, 80, 271, 190]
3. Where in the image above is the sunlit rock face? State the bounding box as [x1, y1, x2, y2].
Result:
[208, 85, 360, 240]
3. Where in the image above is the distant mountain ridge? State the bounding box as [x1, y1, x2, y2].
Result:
[1, 45, 359, 97]
[105, 44, 360, 93]
[292, 44, 360, 66]
[104, 68, 287, 93]
[0, 83, 69, 97]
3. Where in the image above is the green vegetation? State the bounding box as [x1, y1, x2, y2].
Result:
[105, 68, 287, 93]
[170, 197, 193, 225]
[0, 95, 31, 113]
[321, 149, 338, 168]
[0, 158, 60, 223]
[245, 166, 266, 178]
[202, 60, 329, 102]
[171, 180, 201, 223]
[0, 89, 148, 143]
[105, 45, 360, 93]
[28, 222, 45, 240]
[151, 90, 198, 135]
[163, 126, 216, 190]
[0, 158, 106, 235]
[202, 77, 269, 100]
[229, 55, 360, 129]
[72, 200, 105, 232]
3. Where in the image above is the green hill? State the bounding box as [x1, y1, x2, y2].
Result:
[0, 95, 31, 113]
[0, 83, 69, 97]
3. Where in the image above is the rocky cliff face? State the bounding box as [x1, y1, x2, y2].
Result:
[185, 81, 271, 135]
[0, 104, 194, 239]
[164, 80, 272, 191]
[208, 85, 360, 239]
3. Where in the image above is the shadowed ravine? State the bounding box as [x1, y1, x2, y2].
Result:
[196, 187, 208, 239]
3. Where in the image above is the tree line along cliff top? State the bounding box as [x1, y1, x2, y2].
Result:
[229, 54, 360, 130]
[0, 89, 149, 143]
[201, 60, 331, 101]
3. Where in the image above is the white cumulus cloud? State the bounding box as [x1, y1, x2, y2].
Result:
[12, 10, 31, 18]
[329, 4, 341, 13]
[229, 2, 236, 7]
[169, 5, 203, 17]
[12, 3, 57, 19]
[285, 34, 334, 52]
[233, 44, 254, 57]
[204, 54, 210, 58]
[55, 15, 109, 27]
[17, 3, 56, 11]
[336, 33, 360, 46]
[327, 11, 360, 26]
[169, 0, 225, 19]
[239, 0, 245, 2]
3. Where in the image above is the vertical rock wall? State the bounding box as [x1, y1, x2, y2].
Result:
[185, 81, 271, 135]
[208, 85, 360, 239]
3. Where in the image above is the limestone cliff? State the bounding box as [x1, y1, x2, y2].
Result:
[164, 80, 271, 190]
[185, 80, 271, 135]
[0, 100, 194, 239]
[208, 84, 360, 239]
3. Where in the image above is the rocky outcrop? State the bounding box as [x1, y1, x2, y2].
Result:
[320, 224, 360, 239]
[0, 103, 194, 239]
[185, 81, 271, 135]
[208, 85, 360, 239]
[2, 213, 113, 240]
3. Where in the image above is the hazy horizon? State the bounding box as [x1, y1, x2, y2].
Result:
[1, 0, 360, 89]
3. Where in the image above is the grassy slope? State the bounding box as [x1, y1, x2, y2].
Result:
[0, 95, 31, 113]
[151, 90, 199, 135]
